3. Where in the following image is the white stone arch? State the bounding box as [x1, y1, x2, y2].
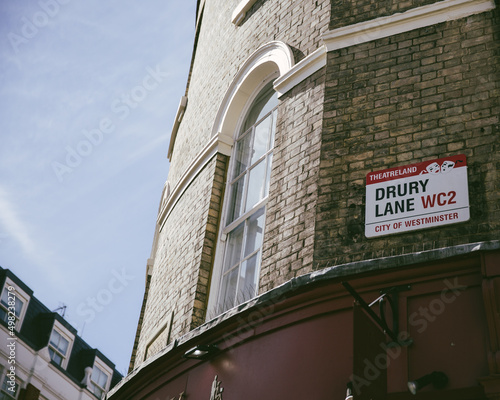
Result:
[211, 41, 294, 147]
[157, 42, 294, 233]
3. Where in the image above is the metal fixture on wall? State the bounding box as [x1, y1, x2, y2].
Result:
[183, 344, 219, 360]
[344, 382, 353, 400]
[342, 281, 413, 346]
[407, 371, 448, 395]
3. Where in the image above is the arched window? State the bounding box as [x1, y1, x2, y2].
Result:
[211, 82, 278, 316]
[205, 41, 293, 319]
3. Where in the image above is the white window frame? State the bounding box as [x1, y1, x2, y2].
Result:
[206, 41, 293, 320]
[222, 80, 277, 228]
[0, 278, 30, 332]
[88, 357, 112, 399]
[0, 369, 20, 399]
[48, 321, 74, 369]
[207, 77, 278, 318]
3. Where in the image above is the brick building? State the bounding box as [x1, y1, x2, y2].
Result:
[109, 0, 500, 398]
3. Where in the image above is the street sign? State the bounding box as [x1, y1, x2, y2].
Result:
[365, 155, 469, 238]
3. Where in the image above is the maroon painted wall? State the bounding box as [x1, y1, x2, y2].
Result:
[111, 251, 495, 400]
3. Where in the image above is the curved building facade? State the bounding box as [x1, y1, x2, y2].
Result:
[110, 0, 500, 398]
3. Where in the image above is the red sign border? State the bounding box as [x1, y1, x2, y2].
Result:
[366, 154, 467, 185]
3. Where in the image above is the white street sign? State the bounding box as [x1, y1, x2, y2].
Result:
[365, 155, 470, 238]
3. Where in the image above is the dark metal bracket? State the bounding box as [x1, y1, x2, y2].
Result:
[342, 281, 413, 347]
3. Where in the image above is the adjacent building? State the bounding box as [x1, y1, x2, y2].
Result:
[110, 0, 499, 398]
[0, 267, 122, 400]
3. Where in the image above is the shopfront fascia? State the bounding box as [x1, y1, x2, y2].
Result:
[109, 241, 500, 400]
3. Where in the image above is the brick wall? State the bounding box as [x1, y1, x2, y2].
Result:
[260, 69, 326, 292]
[329, 0, 439, 29]
[128, 273, 151, 372]
[134, 156, 221, 365]
[134, 0, 332, 368]
[315, 9, 500, 268]
[190, 154, 227, 329]
[167, 0, 330, 189]
[133, 0, 499, 371]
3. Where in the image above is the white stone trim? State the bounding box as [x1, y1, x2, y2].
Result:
[158, 132, 233, 231]
[167, 96, 188, 161]
[274, 46, 327, 98]
[158, 41, 294, 230]
[232, 0, 259, 25]
[211, 41, 294, 139]
[162, 42, 293, 231]
[322, 0, 496, 52]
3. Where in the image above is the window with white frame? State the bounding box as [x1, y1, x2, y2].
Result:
[0, 278, 30, 331]
[0, 372, 19, 399]
[212, 82, 278, 316]
[88, 358, 112, 399]
[48, 322, 74, 369]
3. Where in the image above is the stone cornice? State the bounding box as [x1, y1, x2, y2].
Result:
[274, 45, 327, 98]
[322, 0, 495, 52]
[274, 0, 495, 97]
[167, 96, 187, 161]
[232, 0, 259, 25]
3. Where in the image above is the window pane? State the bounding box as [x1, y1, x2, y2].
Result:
[91, 367, 100, 382]
[1, 375, 18, 399]
[241, 88, 278, 132]
[13, 298, 23, 318]
[49, 330, 61, 348]
[0, 309, 6, 323]
[89, 381, 104, 398]
[49, 348, 63, 365]
[0, 288, 23, 318]
[227, 175, 245, 223]
[1, 376, 8, 391]
[223, 223, 244, 272]
[58, 336, 69, 354]
[245, 160, 266, 213]
[98, 372, 108, 387]
[0, 289, 8, 306]
[234, 130, 252, 177]
[269, 109, 277, 148]
[251, 115, 271, 165]
[265, 153, 273, 198]
[257, 91, 278, 124]
[50, 330, 69, 355]
[92, 366, 108, 388]
[238, 252, 260, 304]
[220, 268, 238, 312]
[244, 207, 265, 258]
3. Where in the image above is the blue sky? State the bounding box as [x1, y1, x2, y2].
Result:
[0, 1, 196, 375]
